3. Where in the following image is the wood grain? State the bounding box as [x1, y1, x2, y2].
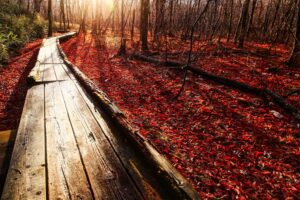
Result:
[45, 82, 93, 200]
[1, 85, 46, 200]
[60, 80, 143, 199]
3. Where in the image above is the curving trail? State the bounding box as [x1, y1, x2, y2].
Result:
[1, 34, 198, 200]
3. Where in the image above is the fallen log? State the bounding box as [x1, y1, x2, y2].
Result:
[57, 37, 200, 200]
[285, 89, 300, 97]
[148, 45, 278, 59]
[132, 53, 300, 120]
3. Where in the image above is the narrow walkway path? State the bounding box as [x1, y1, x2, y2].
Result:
[1, 37, 151, 200]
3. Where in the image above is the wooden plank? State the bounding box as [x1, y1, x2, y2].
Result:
[59, 80, 143, 199]
[53, 64, 70, 81]
[43, 38, 56, 47]
[43, 49, 52, 64]
[71, 79, 195, 199]
[42, 42, 56, 64]
[61, 64, 76, 80]
[37, 47, 45, 63]
[42, 64, 56, 82]
[1, 85, 46, 200]
[71, 80, 163, 199]
[28, 63, 46, 84]
[45, 82, 93, 200]
[52, 45, 64, 64]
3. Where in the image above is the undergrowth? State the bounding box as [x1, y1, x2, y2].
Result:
[0, 3, 46, 66]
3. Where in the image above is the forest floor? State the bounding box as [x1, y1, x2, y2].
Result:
[61, 33, 298, 199]
[0, 39, 42, 132]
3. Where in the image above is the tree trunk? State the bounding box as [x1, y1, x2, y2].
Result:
[238, 0, 251, 47]
[119, 0, 126, 55]
[61, 0, 66, 31]
[271, 0, 282, 27]
[27, 0, 30, 11]
[234, 4, 243, 44]
[112, 8, 115, 32]
[48, 0, 52, 37]
[140, 0, 150, 51]
[131, 9, 135, 40]
[262, 0, 271, 38]
[247, 0, 257, 38]
[169, 0, 174, 36]
[288, 0, 300, 67]
[227, 0, 234, 42]
[66, 0, 70, 29]
[34, 0, 43, 13]
[154, 0, 166, 41]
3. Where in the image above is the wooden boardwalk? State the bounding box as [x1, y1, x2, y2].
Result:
[1, 35, 199, 200]
[2, 37, 142, 199]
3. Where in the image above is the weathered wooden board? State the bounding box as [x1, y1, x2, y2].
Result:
[60, 41, 200, 200]
[43, 38, 56, 48]
[53, 64, 71, 81]
[42, 48, 53, 64]
[1, 85, 46, 200]
[52, 45, 64, 64]
[6, 33, 200, 200]
[45, 82, 93, 199]
[61, 64, 76, 80]
[60, 80, 143, 199]
[42, 64, 56, 82]
[71, 79, 166, 199]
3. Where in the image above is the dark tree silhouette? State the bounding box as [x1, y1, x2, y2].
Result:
[289, 0, 300, 67]
[140, 0, 150, 51]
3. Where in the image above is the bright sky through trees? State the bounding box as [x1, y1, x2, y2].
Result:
[92, 0, 114, 11]
[102, 0, 114, 10]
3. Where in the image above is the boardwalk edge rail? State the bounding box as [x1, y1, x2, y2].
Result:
[54, 33, 200, 200]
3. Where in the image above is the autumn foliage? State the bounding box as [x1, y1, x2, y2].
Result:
[0, 40, 42, 131]
[61, 33, 300, 199]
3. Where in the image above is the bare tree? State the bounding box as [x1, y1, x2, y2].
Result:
[140, 0, 150, 51]
[48, 0, 52, 37]
[34, 0, 43, 13]
[131, 9, 135, 40]
[227, 0, 234, 42]
[247, 0, 257, 38]
[288, 0, 300, 66]
[174, 0, 213, 99]
[118, 0, 126, 55]
[60, 0, 66, 32]
[154, 0, 166, 41]
[238, 0, 251, 47]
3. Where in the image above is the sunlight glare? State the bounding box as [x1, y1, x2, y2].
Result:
[103, 0, 114, 11]
[91, 0, 114, 12]
[89, 0, 115, 15]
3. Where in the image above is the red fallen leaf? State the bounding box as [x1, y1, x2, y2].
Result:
[61, 33, 300, 199]
[289, 186, 299, 192]
[0, 39, 42, 132]
[177, 165, 183, 170]
[242, 134, 251, 141]
[223, 155, 231, 161]
[254, 151, 263, 157]
[220, 181, 241, 195]
[261, 171, 271, 175]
